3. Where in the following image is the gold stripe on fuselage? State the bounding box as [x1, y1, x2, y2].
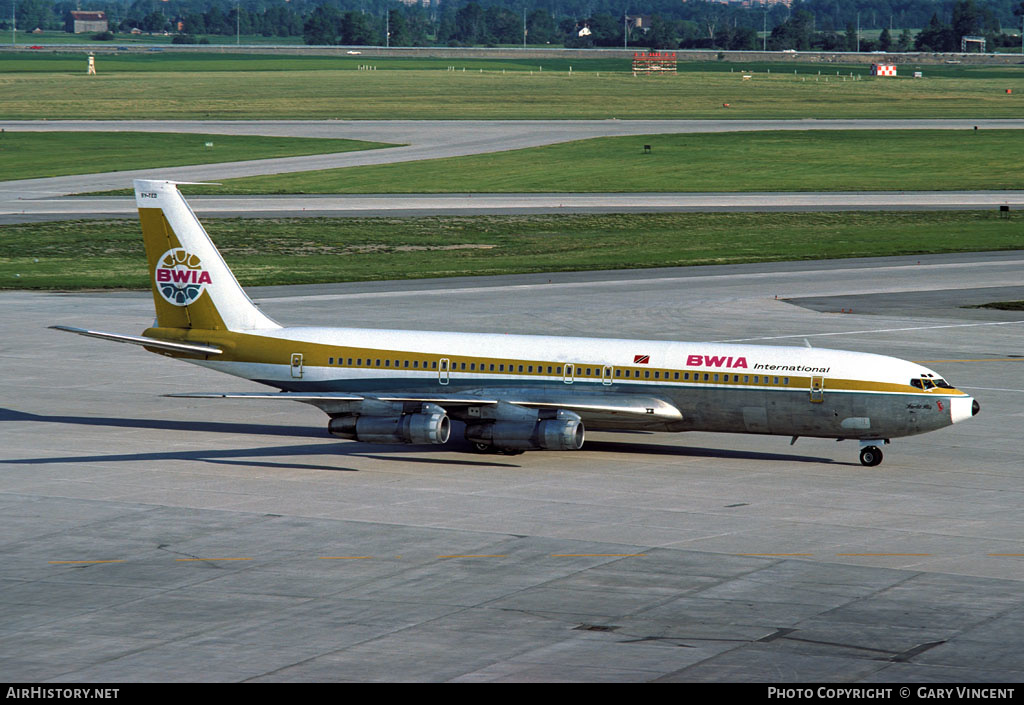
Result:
[141, 327, 967, 397]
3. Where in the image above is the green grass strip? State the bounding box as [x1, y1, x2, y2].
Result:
[1, 66, 1021, 120]
[204, 129, 1024, 194]
[0, 132, 397, 181]
[2, 210, 1021, 290]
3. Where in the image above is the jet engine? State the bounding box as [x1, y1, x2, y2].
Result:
[466, 408, 584, 451]
[328, 403, 450, 445]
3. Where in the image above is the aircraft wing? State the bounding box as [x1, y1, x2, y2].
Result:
[50, 325, 222, 356]
[166, 390, 682, 422]
[167, 392, 367, 401]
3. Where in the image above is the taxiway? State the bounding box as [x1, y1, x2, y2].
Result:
[2, 253, 1023, 681]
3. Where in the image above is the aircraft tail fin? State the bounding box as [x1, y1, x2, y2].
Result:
[135, 180, 279, 331]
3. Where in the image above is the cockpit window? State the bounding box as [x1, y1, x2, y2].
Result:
[912, 376, 955, 390]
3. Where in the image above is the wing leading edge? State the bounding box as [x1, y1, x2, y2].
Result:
[165, 390, 683, 423]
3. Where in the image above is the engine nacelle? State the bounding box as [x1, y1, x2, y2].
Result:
[328, 404, 450, 445]
[466, 409, 584, 451]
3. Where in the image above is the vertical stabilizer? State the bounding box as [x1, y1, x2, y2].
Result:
[135, 180, 280, 331]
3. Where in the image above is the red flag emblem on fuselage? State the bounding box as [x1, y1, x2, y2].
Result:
[634, 355, 650, 364]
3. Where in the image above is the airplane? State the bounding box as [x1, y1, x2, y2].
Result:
[52, 179, 980, 467]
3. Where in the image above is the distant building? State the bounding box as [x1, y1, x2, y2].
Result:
[66, 11, 109, 34]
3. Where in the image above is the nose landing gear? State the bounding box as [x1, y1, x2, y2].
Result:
[858, 439, 889, 467]
[859, 445, 883, 467]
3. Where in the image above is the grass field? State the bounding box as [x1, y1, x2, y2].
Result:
[0, 51, 629, 73]
[3, 52, 1019, 78]
[0, 132, 395, 181]
[1, 53, 1022, 119]
[3, 211, 1021, 289]
[197, 129, 1024, 194]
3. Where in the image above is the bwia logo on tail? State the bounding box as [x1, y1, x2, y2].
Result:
[155, 248, 212, 306]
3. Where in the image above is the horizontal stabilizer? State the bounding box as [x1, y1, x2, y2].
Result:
[50, 326, 222, 356]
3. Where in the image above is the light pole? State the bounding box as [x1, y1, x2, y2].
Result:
[763, 9, 767, 51]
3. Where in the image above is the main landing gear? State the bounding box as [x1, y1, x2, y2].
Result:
[858, 439, 889, 467]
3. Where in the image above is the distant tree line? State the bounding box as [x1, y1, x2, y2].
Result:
[3, 0, 1023, 53]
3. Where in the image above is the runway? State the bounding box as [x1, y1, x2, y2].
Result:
[4, 191, 1024, 223]
[3, 252, 1023, 681]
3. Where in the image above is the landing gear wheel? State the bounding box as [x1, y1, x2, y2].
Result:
[859, 446, 883, 467]
[472, 442, 493, 454]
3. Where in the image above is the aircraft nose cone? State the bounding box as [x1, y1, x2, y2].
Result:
[950, 396, 977, 424]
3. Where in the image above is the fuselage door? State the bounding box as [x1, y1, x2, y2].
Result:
[809, 376, 825, 403]
[290, 353, 304, 379]
[439, 358, 450, 385]
[602, 365, 614, 385]
[563, 363, 574, 384]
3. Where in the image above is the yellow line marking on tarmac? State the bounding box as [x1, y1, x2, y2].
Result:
[551, 553, 647, 558]
[737, 553, 815, 557]
[56, 552, 1024, 564]
[836, 553, 931, 557]
[49, 560, 125, 565]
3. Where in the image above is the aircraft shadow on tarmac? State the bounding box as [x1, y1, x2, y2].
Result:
[1, 408, 837, 469]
